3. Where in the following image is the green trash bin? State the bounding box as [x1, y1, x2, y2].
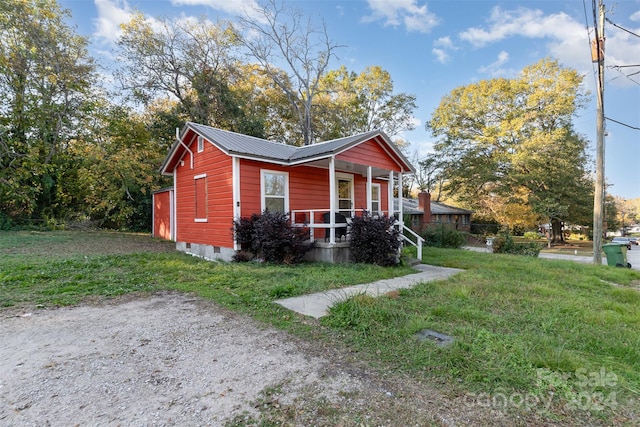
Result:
[602, 243, 631, 268]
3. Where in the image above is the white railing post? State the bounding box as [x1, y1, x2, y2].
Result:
[329, 157, 336, 244]
[309, 210, 315, 241]
[400, 223, 424, 262]
[366, 166, 372, 213]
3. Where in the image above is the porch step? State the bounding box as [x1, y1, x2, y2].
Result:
[405, 257, 422, 266]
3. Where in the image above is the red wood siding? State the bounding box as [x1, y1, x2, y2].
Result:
[172, 131, 397, 249]
[350, 176, 389, 214]
[239, 160, 389, 224]
[336, 138, 401, 171]
[175, 134, 233, 247]
[239, 160, 330, 223]
[152, 189, 172, 240]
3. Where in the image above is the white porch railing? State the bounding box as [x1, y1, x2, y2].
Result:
[290, 209, 349, 243]
[398, 222, 424, 261]
[290, 209, 424, 261]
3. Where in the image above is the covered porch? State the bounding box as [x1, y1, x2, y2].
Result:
[285, 154, 424, 261]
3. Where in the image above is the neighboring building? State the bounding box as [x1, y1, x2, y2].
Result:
[152, 122, 416, 262]
[401, 192, 473, 232]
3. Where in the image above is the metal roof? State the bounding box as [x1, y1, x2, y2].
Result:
[186, 123, 297, 161]
[396, 198, 474, 215]
[431, 202, 474, 215]
[161, 122, 414, 174]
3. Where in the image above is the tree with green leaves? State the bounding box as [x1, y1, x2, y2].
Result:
[117, 13, 263, 137]
[0, 0, 95, 221]
[427, 58, 593, 243]
[70, 104, 169, 230]
[314, 65, 417, 141]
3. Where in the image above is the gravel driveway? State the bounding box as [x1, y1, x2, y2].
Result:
[1, 293, 370, 426]
[0, 292, 565, 427]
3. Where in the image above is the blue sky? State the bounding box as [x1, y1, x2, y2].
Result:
[58, 0, 640, 200]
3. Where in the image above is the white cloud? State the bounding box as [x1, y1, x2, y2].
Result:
[458, 6, 640, 86]
[434, 36, 454, 49]
[364, 0, 439, 33]
[432, 36, 456, 63]
[410, 116, 422, 129]
[458, 7, 597, 80]
[94, 0, 134, 44]
[432, 48, 449, 64]
[478, 50, 513, 77]
[460, 7, 583, 48]
[170, 0, 260, 17]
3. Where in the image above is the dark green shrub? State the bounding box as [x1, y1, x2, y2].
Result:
[232, 250, 253, 263]
[492, 232, 542, 257]
[421, 224, 466, 248]
[470, 216, 500, 235]
[349, 211, 401, 266]
[232, 211, 312, 264]
[0, 212, 14, 230]
[233, 214, 259, 252]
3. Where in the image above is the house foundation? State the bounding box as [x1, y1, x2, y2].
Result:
[305, 241, 352, 263]
[176, 241, 236, 262]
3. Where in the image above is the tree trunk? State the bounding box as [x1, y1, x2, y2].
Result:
[550, 218, 565, 244]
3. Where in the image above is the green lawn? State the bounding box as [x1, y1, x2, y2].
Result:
[2, 230, 639, 424]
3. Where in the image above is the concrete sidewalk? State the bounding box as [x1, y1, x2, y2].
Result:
[275, 264, 463, 319]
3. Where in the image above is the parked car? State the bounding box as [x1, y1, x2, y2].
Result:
[611, 237, 632, 250]
[628, 237, 639, 246]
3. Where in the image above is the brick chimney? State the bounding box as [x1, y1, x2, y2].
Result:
[418, 192, 431, 228]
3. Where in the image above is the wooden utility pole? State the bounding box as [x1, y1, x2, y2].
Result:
[593, 1, 606, 264]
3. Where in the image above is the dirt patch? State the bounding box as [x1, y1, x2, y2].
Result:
[0, 292, 568, 427]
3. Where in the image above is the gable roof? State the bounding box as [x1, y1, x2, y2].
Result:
[160, 122, 415, 175]
[397, 198, 474, 215]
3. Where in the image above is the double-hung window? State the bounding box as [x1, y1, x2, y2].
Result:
[261, 170, 288, 213]
[371, 183, 381, 215]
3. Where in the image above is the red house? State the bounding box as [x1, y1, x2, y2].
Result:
[152, 122, 419, 262]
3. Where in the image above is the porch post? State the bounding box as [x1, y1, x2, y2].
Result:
[388, 171, 394, 217]
[398, 172, 404, 228]
[329, 156, 336, 244]
[366, 166, 372, 213]
[172, 172, 177, 241]
[232, 156, 241, 250]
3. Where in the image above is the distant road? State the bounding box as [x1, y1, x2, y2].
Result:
[463, 245, 640, 270]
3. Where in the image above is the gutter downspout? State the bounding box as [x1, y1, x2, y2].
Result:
[176, 127, 194, 170]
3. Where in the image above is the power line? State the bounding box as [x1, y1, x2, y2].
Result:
[606, 64, 640, 86]
[582, 0, 600, 93]
[605, 116, 640, 131]
[605, 17, 640, 38]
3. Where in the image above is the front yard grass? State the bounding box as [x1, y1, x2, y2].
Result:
[2, 230, 640, 424]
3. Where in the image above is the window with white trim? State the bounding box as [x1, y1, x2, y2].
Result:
[371, 183, 381, 215]
[261, 170, 288, 213]
[194, 174, 207, 222]
[197, 135, 204, 153]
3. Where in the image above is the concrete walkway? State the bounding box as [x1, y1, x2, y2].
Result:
[276, 245, 639, 319]
[275, 264, 463, 319]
